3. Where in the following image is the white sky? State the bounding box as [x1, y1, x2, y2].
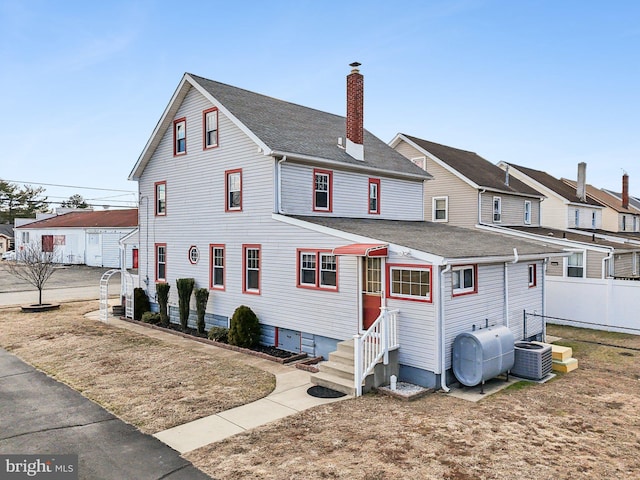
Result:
[1, 0, 639, 208]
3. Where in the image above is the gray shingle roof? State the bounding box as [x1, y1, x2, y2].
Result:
[291, 216, 563, 259]
[401, 134, 542, 196]
[0, 224, 13, 238]
[505, 163, 601, 206]
[189, 74, 430, 178]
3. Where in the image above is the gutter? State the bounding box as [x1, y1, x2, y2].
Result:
[268, 150, 431, 182]
[439, 263, 452, 393]
[542, 258, 547, 341]
[478, 188, 486, 224]
[276, 156, 287, 214]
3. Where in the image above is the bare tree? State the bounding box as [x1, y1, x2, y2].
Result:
[7, 241, 59, 305]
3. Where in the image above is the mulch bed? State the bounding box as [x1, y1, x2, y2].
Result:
[120, 317, 307, 364]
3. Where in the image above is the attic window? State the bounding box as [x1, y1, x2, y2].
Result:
[524, 200, 531, 225]
[411, 157, 426, 170]
[174, 118, 186, 155]
[493, 197, 502, 223]
[203, 108, 218, 149]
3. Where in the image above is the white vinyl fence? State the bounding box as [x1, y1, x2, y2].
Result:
[546, 276, 640, 335]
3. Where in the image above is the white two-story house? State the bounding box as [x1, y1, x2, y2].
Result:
[128, 66, 563, 393]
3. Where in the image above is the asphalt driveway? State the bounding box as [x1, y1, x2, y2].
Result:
[0, 349, 211, 480]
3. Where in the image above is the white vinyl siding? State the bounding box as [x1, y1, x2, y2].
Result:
[507, 261, 544, 340]
[443, 264, 504, 369]
[137, 86, 363, 343]
[280, 162, 423, 220]
[568, 206, 601, 229]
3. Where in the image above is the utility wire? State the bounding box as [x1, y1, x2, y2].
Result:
[1, 179, 136, 193]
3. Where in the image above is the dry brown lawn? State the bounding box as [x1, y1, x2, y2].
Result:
[0, 301, 275, 433]
[186, 324, 640, 480]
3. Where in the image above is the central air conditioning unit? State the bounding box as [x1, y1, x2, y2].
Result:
[511, 342, 552, 380]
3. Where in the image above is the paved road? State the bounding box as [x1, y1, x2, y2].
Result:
[0, 264, 123, 307]
[0, 349, 212, 480]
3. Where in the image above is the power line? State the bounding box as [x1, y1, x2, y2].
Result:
[2, 179, 137, 194]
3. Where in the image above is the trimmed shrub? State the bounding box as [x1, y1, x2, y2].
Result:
[156, 282, 170, 327]
[195, 288, 209, 334]
[176, 278, 195, 331]
[208, 326, 229, 343]
[228, 305, 261, 348]
[133, 288, 150, 321]
[141, 311, 161, 324]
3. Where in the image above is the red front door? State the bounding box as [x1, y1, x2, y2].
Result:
[362, 257, 382, 330]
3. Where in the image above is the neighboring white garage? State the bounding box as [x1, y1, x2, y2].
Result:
[15, 209, 138, 268]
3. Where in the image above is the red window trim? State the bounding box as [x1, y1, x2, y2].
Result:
[242, 244, 261, 295]
[155, 180, 167, 216]
[386, 263, 433, 303]
[202, 107, 219, 150]
[173, 117, 187, 156]
[209, 244, 225, 291]
[225, 168, 243, 212]
[368, 178, 381, 214]
[155, 243, 167, 283]
[188, 245, 199, 265]
[313, 168, 333, 213]
[296, 248, 339, 291]
[528, 263, 537, 288]
[451, 264, 478, 297]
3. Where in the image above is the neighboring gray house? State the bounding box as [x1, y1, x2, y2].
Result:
[0, 224, 13, 254]
[390, 134, 544, 227]
[128, 66, 564, 393]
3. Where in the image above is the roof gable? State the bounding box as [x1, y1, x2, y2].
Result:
[503, 163, 602, 206]
[16, 209, 138, 229]
[130, 73, 431, 181]
[603, 189, 640, 211]
[393, 134, 543, 197]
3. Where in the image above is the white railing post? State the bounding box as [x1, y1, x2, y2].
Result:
[353, 334, 362, 397]
[380, 306, 389, 365]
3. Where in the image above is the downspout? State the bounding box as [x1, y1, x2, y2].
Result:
[478, 188, 486, 224]
[602, 248, 613, 278]
[504, 249, 518, 331]
[439, 263, 452, 392]
[276, 156, 287, 214]
[542, 258, 547, 342]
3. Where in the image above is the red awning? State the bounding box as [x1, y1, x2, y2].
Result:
[332, 243, 388, 257]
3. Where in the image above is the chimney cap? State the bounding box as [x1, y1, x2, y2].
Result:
[349, 61, 361, 72]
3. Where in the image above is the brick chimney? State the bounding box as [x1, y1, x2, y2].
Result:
[346, 62, 364, 161]
[576, 162, 587, 202]
[622, 172, 629, 209]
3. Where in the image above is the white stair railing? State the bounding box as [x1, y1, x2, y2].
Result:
[353, 307, 399, 396]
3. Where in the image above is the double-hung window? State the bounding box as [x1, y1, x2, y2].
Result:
[524, 200, 531, 225]
[433, 196, 448, 222]
[243, 245, 261, 294]
[297, 249, 338, 290]
[210, 244, 225, 290]
[387, 264, 432, 302]
[493, 197, 502, 222]
[156, 243, 167, 282]
[313, 169, 332, 212]
[452, 265, 477, 296]
[155, 181, 166, 216]
[528, 264, 537, 287]
[225, 169, 242, 211]
[622, 215, 627, 231]
[591, 211, 597, 228]
[368, 178, 380, 214]
[567, 252, 584, 278]
[634, 216, 638, 232]
[173, 118, 186, 155]
[574, 209, 580, 227]
[203, 107, 218, 148]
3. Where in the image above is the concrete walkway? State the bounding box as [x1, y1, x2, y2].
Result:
[85, 310, 351, 454]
